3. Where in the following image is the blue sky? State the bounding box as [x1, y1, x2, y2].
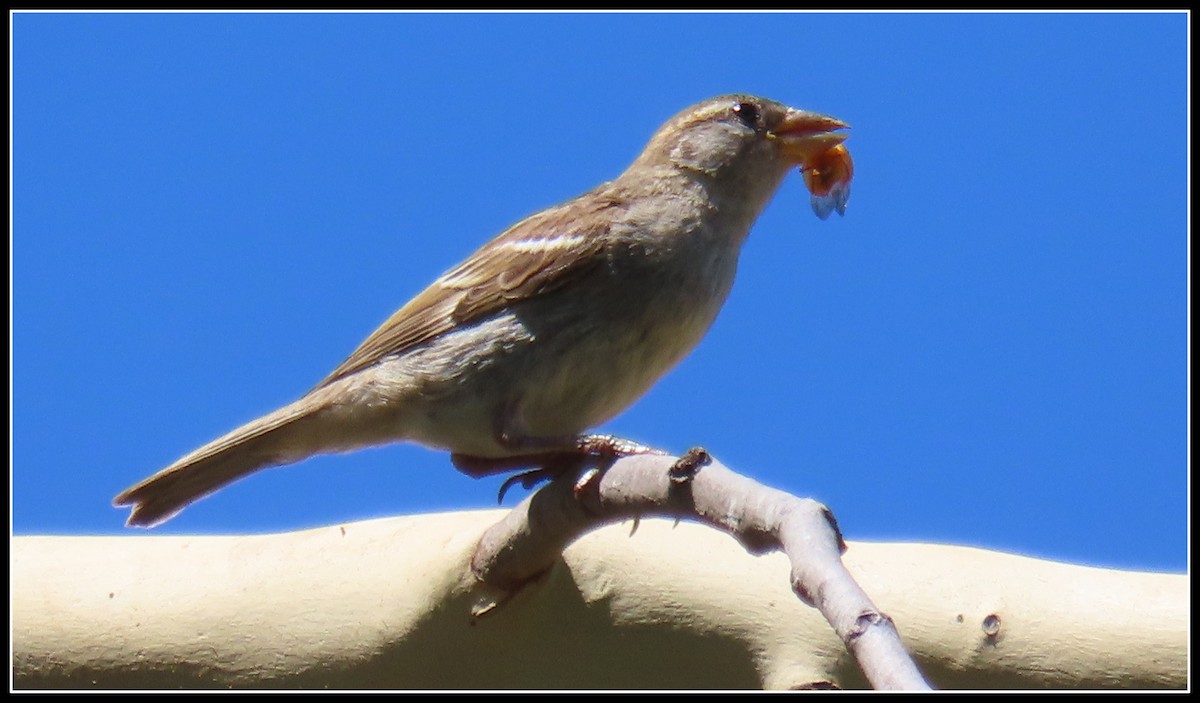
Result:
[12, 11, 1188, 573]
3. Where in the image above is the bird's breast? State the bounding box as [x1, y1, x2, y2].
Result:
[513, 225, 742, 437]
[374, 212, 748, 457]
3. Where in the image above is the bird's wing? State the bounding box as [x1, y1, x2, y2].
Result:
[312, 191, 621, 390]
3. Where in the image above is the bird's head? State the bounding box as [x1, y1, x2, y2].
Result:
[631, 94, 849, 183]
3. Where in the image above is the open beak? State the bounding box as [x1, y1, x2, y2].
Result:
[769, 108, 850, 165]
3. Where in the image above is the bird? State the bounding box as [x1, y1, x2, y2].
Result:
[113, 94, 851, 527]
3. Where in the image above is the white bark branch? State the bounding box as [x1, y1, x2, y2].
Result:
[470, 451, 928, 689]
[12, 461, 1187, 689]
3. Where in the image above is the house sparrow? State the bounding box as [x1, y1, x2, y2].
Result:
[114, 94, 850, 527]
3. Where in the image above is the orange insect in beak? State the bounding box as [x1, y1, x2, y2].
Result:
[767, 108, 853, 219]
[802, 143, 854, 220]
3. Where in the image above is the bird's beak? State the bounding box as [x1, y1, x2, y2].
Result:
[769, 108, 850, 166]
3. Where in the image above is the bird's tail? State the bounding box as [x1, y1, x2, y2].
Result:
[113, 396, 331, 528]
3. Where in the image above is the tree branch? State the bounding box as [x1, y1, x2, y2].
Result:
[11, 456, 1187, 690]
[470, 450, 930, 689]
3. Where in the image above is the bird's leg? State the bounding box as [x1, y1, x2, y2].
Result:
[450, 405, 666, 502]
[572, 433, 665, 459]
[450, 433, 665, 478]
[452, 400, 665, 477]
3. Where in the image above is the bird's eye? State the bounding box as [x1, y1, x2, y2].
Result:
[732, 102, 760, 128]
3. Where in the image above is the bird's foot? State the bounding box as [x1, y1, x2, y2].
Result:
[451, 433, 666, 503]
[573, 433, 665, 460]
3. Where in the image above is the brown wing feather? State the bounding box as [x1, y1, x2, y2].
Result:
[312, 190, 620, 390]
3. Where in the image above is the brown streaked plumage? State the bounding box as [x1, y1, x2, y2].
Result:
[113, 94, 850, 527]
